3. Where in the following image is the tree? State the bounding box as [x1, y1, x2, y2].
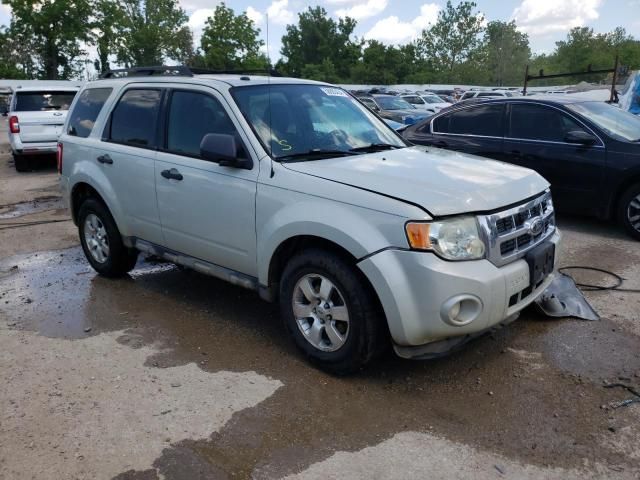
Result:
[0, 25, 36, 78]
[93, 0, 126, 74]
[483, 21, 530, 86]
[279, 6, 362, 81]
[418, 0, 484, 83]
[3, 0, 93, 79]
[116, 0, 193, 67]
[198, 3, 268, 70]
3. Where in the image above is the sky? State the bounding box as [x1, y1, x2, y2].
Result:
[1, 0, 639, 63]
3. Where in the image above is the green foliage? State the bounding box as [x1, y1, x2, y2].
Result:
[483, 21, 530, 86]
[0, 25, 33, 78]
[417, 0, 485, 82]
[279, 6, 362, 80]
[532, 27, 640, 85]
[93, 0, 126, 73]
[197, 3, 268, 70]
[116, 0, 193, 67]
[3, 0, 93, 79]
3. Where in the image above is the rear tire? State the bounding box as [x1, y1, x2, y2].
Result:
[13, 154, 29, 172]
[78, 198, 138, 277]
[279, 249, 387, 374]
[617, 184, 640, 241]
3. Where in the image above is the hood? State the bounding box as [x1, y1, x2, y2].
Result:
[283, 146, 549, 216]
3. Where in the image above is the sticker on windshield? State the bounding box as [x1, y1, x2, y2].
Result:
[320, 87, 348, 97]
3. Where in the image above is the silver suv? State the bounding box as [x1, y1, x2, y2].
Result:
[59, 67, 561, 373]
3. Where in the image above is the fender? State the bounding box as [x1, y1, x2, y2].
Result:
[68, 161, 130, 237]
[257, 195, 406, 286]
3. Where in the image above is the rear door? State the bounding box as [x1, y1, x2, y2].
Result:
[99, 87, 164, 244]
[13, 91, 77, 143]
[427, 103, 505, 157]
[155, 86, 258, 276]
[503, 103, 606, 214]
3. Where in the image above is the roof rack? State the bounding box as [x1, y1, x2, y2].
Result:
[99, 65, 281, 79]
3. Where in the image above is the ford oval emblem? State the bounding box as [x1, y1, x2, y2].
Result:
[527, 218, 544, 236]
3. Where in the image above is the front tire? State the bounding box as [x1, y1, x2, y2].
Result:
[78, 198, 138, 277]
[279, 249, 386, 374]
[13, 154, 29, 172]
[618, 184, 640, 240]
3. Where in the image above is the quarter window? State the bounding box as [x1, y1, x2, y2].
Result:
[109, 89, 162, 147]
[433, 104, 504, 137]
[167, 90, 240, 158]
[67, 88, 112, 138]
[508, 104, 585, 142]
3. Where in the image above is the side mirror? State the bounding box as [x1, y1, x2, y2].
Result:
[565, 130, 597, 146]
[200, 133, 253, 169]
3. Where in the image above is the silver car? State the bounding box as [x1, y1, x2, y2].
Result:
[59, 68, 560, 373]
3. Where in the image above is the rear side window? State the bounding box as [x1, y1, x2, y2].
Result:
[67, 88, 112, 138]
[509, 104, 584, 142]
[108, 89, 161, 147]
[166, 90, 238, 158]
[14, 91, 77, 112]
[434, 104, 504, 137]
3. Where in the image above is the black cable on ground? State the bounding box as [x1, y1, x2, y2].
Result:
[559, 266, 640, 293]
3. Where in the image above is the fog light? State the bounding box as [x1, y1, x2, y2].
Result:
[441, 295, 483, 326]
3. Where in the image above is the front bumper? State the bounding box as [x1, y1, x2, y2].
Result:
[358, 230, 561, 357]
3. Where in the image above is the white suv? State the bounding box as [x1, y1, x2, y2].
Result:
[59, 67, 560, 373]
[8, 85, 80, 171]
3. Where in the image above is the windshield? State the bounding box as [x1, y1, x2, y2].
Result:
[567, 102, 640, 142]
[15, 91, 77, 111]
[375, 96, 414, 110]
[231, 84, 407, 160]
[423, 95, 443, 104]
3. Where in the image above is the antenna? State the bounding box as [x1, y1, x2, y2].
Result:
[266, 12, 275, 178]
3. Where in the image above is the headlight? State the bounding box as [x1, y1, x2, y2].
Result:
[405, 217, 486, 260]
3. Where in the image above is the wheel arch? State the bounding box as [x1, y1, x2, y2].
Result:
[611, 174, 640, 219]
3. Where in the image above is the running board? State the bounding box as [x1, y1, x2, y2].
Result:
[132, 239, 258, 291]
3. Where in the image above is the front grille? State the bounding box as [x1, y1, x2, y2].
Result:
[478, 191, 556, 267]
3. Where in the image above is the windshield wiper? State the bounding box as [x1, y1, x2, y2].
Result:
[277, 149, 359, 162]
[349, 143, 403, 153]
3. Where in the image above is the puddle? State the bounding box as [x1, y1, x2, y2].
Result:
[0, 195, 65, 219]
[1, 247, 639, 479]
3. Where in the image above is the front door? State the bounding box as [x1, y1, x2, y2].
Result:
[503, 103, 606, 214]
[155, 87, 259, 276]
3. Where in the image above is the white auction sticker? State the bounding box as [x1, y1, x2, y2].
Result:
[321, 87, 349, 97]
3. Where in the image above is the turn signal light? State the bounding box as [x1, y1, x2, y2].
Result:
[9, 115, 20, 133]
[405, 222, 432, 250]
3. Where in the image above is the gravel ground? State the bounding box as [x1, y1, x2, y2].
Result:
[0, 118, 639, 479]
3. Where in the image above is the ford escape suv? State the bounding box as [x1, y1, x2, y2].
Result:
[8, 85, 80, 171]
[59, 67, 561, 373]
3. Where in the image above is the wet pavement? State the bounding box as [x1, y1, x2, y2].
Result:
[1, 123, 639, 479]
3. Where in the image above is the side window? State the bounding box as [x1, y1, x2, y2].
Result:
[67, 88, 112, 138]
[509, 104, 585, 142]
[108, 89, 161, 147]
[166, 90, 240, 158]
[435, 104, 504, 137]
[461, 92, 474, 100]
[405, 96, 423, 105]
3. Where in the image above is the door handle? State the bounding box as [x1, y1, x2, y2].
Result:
[161, 168, 183, 181]
[96, 154, 113, 164]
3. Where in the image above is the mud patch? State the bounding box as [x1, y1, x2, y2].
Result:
[0, 329, 282, 479]
[0, 195, 64, 219]
[283, 431, 625, 480]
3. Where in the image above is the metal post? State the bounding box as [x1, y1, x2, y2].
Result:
[523, 65, 529, 95]
[610, 54, 619, 103]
